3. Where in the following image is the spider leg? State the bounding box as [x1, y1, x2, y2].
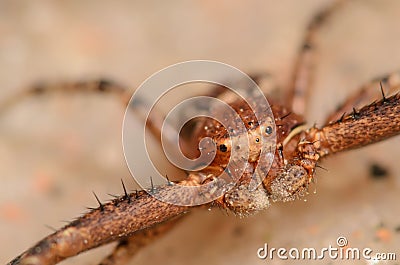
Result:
[98, 215, 184, 265]
[130, 95, 186, 153]
[2, 80, 201, 265]
[324, 71, 400, 124]
[287, 0, 345, 115]
[301, 85, 400, 157]
[0, 79, 177, 146]
[0, 79, 131, 115]
[7, 173, 210, 265]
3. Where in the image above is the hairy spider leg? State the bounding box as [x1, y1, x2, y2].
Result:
[98, 215, 184, 265]
[324, 71, 400, 123]
[1, 80, 193, 265]
[301, 74, 400, 157]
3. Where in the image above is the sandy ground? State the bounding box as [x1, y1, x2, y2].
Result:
[1, 0, 399, 264]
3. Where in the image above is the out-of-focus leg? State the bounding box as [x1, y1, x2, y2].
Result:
[287, 0, 345, 115]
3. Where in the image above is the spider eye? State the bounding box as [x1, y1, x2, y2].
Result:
[265, 126, 273, 135]
[255, 138, 260, 143]
[219, 144, 228, 152]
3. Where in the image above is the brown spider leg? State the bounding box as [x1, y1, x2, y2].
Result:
[8, 173, 210, 265]
[324, 71, 400, 123]
[287, 0, 345, 115]
[0, 79, 132, 115]
[0, 80, 192, 264]
[98, 215, 184, 265]
[96, 180, 186, 265]
[131, 96, 186, 153]
[0, 79, 186, 154]
[2, 81, 192, 265]
[0, 80, 171, 146]
[0, 79, 167, 144]
[302, 92, 400, 158]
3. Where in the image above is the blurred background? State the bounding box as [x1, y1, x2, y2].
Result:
[1, 0, 399, 264]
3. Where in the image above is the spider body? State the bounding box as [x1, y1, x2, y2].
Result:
[180, 87, 311, 210]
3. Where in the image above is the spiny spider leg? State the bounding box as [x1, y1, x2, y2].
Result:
[8, 173, 211, 265]
[302, 78, 400, 157]
[98, 215, 184, 265]
[96, 180, 186, 265]
[287, 0, 345, 115]
[1, 80, 193, 265]
[0, 80, 187, 264]
[325, 71, 400, 123]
